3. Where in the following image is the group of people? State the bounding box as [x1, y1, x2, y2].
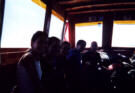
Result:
[16, 31, 135, 93]
[16, 31, 105, 93]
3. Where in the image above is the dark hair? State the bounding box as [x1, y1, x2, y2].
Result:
[61, 41, 71, 49]
[77, 40, 86, 46]
[48, 37, 60, 55]
[91, 41, 97, 46]
[31, 31, 47, 42]
[48, 37, 60, 46]
[61, 41, 70, 47]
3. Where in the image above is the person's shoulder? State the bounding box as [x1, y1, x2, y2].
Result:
[83, 50, 93, 57]
[69, 49, 80, 55]
[22, 52, 34, 60]
[83, 51, 90, 57]
[69, 48, 76, 52]
[67, 49, 78, 59]
[18, 52, 35, 66]
[68, 49, 75, 54]
[84, 50, 92, 55]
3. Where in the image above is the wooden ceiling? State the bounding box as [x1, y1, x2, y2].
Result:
[42, 0, 135, 22]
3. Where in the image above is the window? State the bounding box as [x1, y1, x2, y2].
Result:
[1, 0, 46, 48]
[49, 10, 64, 40]
[75, 22, 103, 47]
[112, 21, 135, 47]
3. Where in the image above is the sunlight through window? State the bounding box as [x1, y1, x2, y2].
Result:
[112, 21, 135, 47]
[75, 22, 102, 48]
[1, 0, 46, 48]
[49, 14, 64, 40]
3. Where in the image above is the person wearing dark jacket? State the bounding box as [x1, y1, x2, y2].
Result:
[66, 40, 86, 93]
[17, 31, 48, 93]
[42, 37, 68, 93]
[82, 41, 106, 93]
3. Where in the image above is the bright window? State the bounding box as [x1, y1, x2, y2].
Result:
[112, 21, 135, 47]
[49, 12, 64, 40]
[1, 0, 46, 48]
[75, 22, 103, 47]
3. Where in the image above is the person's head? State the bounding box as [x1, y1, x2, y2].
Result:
[48, 37, 60, 56]
[31, 31, 48, 56]
[76, 40, 86, 52]
[91, 41, 98, 52]
[60, 41, 71, 55]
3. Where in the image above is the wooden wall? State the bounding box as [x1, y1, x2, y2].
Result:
[0, 48, 27, 65]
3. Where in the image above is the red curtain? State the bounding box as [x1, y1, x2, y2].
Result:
[63, 22, 70, 42]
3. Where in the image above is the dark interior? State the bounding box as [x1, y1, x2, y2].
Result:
[1, 0, 135, 93]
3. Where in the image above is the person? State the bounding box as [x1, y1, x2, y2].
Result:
[82, 41, 101, 66]
[67, 40, 86, 66]
[59, 41, 71, 92]
[91, 41, 98, 52]
[60, 41, 71, 57]
[66, 40, 86, 93]
[81, 41, 106, 93]
[42, 37, 67, 93]
[17, 31, 48, 93]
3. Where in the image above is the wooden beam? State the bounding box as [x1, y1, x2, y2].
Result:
[42, 0, 65, 18]
[69, 19, 75, 48]
[59, 0, 93, 5]
[66, 2, 135, 11]
[43, 4, 52, 35]
[70, 11, 135, 24]
[0, 0, 5, 47]
[102, 15, 113, 50]
[68, 8, 135, 15]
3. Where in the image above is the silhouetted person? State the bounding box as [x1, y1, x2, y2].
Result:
[91, 41, 98, 51]
[66, 40, 86, 93]
[41, 37, 60, 93]
[83, 41, 101, 66]
[42, 37, 67, 93]
[59, 42, 71, 92]
[82, 41, 106, 93]
[60, 41, 71, 57]
[17, 31, 48, 93]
